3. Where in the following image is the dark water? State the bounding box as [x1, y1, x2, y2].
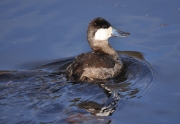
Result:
[0, 0, 180, 124]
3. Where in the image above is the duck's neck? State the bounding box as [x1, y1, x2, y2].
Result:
[90, 40, 119, 60]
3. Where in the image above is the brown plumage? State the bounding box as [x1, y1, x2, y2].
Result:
[66, 52, 115, 82]
[65, 17, 129, 82]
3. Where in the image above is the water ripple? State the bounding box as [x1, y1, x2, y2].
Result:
[0, 51, 158, 123]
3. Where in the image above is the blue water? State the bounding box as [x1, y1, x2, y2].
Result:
[0, 0, 180, 124]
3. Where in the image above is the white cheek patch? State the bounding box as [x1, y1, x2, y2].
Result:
[94, 27, 112, 40]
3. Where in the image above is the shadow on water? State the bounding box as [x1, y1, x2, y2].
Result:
[0, 51, 157, 124]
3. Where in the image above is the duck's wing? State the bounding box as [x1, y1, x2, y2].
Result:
[65, 52, 115, 82]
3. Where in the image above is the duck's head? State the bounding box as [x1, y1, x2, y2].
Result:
[87, 17, 130, 47]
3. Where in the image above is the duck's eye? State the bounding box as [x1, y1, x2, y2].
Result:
[93, 31, 96, 36]
[102, 25, 107, 28]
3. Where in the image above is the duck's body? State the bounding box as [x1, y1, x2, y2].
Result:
[66, 17, 129, 82]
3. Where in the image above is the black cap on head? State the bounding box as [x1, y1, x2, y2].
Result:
[89, 17, 111, 29]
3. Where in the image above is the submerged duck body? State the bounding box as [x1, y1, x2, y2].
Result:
[66, 17, 130, 82]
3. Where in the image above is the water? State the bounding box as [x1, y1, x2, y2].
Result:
[0, 0, 180, 124]
[0, 53, 156, 123]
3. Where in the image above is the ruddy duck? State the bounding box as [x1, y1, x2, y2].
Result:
[66, 17, 130, 82]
